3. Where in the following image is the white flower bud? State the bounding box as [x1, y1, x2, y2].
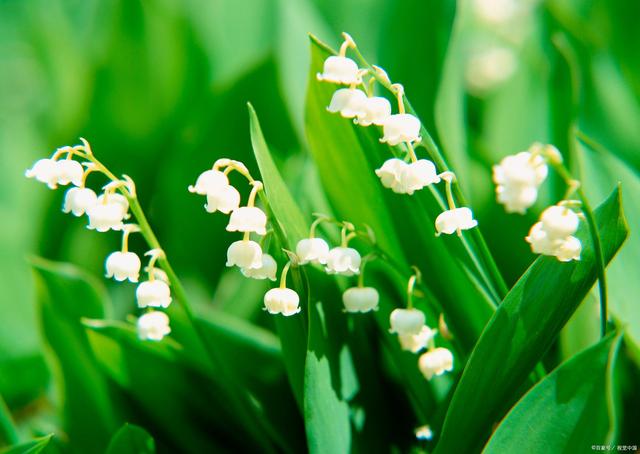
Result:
[241, 253, 277, 281]
[418, 347, 454, 380]
[380, 114, 421, 145]
[136, 280, 172, 308]
[56, 160, 84, 187]
[296, 238, 330, 265]
[398, 325, 436, 353]
[264, 288, 301, 316]
[400, 160, 440, 194]
[25, 158, 60, 189]
[325, 247, 361, 276]
[375, 158, 409, 193]
[86, 202, 126, 232]
[105, 251, 141, 282]
[188, 169, 229, 195]
[63, 187, 98, 216]
[435, 207, 478, 235]
[342, 287, 379, 313]
[355, 96, 392, 126]
[389, 308, 425, 335]
[205, 184, 240, 214]
[415, 425, 433, 441]
[227, 207, 267, 235]
[226, 240, 263, 269]
[555, 236, 581, 262]
[327, 88, 367, 118]
[496, 185, 538, 214]
[540, 205, 579, 239]
[137, 311, 171, 341]
[316, 56, 360, 85]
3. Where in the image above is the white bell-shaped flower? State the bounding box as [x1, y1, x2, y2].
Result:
[355, 96, 392, 126]
[418, 347, 454, 379]
[555, 236, 582, 262]
[435, 207, 478, 235]
[493, 151, 548, 188]
[325, 247, 361, 276]
[226, 240, 263, 269]
[327, 88, 367, 118]
[398, 325, 436, 353]
[205, 185, 240, 214]
[401, 160, 440, 194]
[380, 114, 421, 146]
[25, 158, 60, 189]
[375, 158, 409, 193]
[316, 56, 360, 85]
[56, 160, 84, 187]
[264, 288, 301, 316]
[105, 251, 141, 282]
[86, 202, 126, 232]
[342, 287, 379, 313]
[389, 308, 426, 336]
[227, 207, 267, 235]
[296, 238, 330, 265]
[63, 187, 98, 216]
[415, 425, 434, 441]
[241, 253, 277, 281]
[137, 311, 171, 341]
[525, 222, 557, 256]
[136, 280, 172, 308]
[188, 169, 229, 195]
[97, 193, 129, 218]
[540, 205, 579, 239]
[496, 185, 539, 214]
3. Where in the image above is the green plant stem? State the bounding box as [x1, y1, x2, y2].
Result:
[0, 395, 18, 447]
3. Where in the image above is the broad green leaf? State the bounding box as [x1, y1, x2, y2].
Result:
[436, 187, 628, 454]
[105, 423, 155, 454]
[0, 354, 48, 412]
[484, 334, 623, 453]
[0, 435, 53, 454]
[30, 257, 118, 453]
[305, 36, 496, 350]
[0, 394, 17, 447]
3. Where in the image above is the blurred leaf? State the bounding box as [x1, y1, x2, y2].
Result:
[0, 395, 17, 447]
[30, 257, 118, 453]
[577, 138, 640, 361]
[0, 434, 53, 454]
[484, 334, 623, 452]
[436, 187, 628, 454]
[105, 423, 155, 454]
[0, 355, 48, 410]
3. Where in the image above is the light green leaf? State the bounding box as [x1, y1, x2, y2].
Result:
[30, 257, 118, 453]
[0, 435, 53, 454]
[105, 423, 155, 454]
[0, 394, 17, 447]
[483, 334, 623, 453]
[436, 187, 628, 454]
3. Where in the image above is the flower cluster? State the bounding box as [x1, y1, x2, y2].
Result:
[389, 272, 454, 380]
[317, 33, 478, 237]
[25, 140, 172, 340]
[493, 143, 583, 262]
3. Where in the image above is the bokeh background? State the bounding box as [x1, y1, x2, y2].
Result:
[1, 0, 639, 451]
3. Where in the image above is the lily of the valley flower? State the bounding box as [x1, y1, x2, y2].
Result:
[86, 201, 126, 232]
[389, 308, 426, 336]
[342, 286, 379, 313]
[263, 261, 300, 316]
[355, 96, 392, 126]
[375, 158, 408, 193]
[493, 150, 548, 213]
[241, 253, 277, 281]
[325, 246, 361, 276]
[418, 347, 454, 379]
[97, 192, 130, 218]
[227, 206, 268, 235]
[25, 158, 60, 188]
[296, 237, 330, 265]
[401, 159, 440, 194]
[188, 168, 229, 195]
[435, 207, 478, 236]
[136, 280, 172, 308]
[539, 205, 580, 239]
[525, 205, 581, 262]
[398, 325, 436, 353]
[56, 160, 84, 187]
[137, 311, 171, 341]
[327, 88, 367, 118]
[226, 240, 263, 269]
[415, 425, 434, 441]
[317, 56, 361, 85]
[105, 251, 141, 282]
[205, 185, 241, 214]
[380, 114, 421, 146]
[63, 187, 98, 216]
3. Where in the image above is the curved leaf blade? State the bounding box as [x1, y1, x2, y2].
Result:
[0, 435, 53, 454]
[106, 423, 155, 454]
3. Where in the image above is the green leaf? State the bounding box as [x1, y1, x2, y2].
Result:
[0, 394, 17, 447]
[484, 334, 623, 453]
[0, 435, 53, 454]
[105, 423, 155, 454]
[30, 257, 118, 453]
[435, 187, 628, 454]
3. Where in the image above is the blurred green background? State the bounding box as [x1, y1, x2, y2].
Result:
[1, 0, 639, 451]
